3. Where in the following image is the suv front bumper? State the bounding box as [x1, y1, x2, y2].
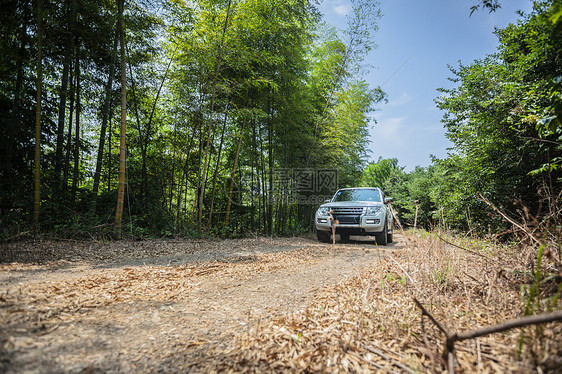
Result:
[315, 214, 385, 235]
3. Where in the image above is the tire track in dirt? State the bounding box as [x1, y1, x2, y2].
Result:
[1, 236, 400, 373]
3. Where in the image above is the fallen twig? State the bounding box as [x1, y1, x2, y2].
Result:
[413, 297, 562, 372]
[1, 231, 31, 243]
[476, 192, 541, 245]
[389, 205, 404, 233]
[387, 254, 417, 288]
[364, 345, 416, 374]
[420, 314, 440, 372]
[436, 233, 494, 262]
[452, 311, 562, 341]
[413, 298, 448, 336]
[38, 322, 63, 336]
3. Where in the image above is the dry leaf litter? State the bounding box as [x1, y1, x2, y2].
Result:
[0, 233, 560, 373]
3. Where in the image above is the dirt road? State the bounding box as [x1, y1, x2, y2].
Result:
[0, 235, 401, 373]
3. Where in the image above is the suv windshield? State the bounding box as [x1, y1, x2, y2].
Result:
[333, 189, 381, 202]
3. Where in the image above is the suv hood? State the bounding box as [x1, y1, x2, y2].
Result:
[320, 201, 383, 209]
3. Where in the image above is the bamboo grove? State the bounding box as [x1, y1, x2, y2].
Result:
[3, 0, 560, 241]
[0, 0, 385, 238]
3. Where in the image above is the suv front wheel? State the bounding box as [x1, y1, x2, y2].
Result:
[387, 224, 393, 243]
[317, 230, 331, 243]
[375, 222, 388, 245]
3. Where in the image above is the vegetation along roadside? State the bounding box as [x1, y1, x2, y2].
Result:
[0, 0, 561, 372]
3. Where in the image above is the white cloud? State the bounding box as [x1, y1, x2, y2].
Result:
[386, 92, 414, 107]
[333, 4, 351, 16]
[372, 116, 407, 143]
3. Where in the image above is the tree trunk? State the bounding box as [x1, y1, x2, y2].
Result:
[107, 116, 112, 194]
[168, 128, 176, 214]
[250, 138, 256, 232]
[55, 52, 71, 185]
[63, 60, 75, 191]
[71, 54, 81, 202]
[169, 123, 178, 214]
[267, 95, 273, 236]
[114, 0, 127, 239]
[175, 129, 197, 233]
[224, 121, 246, 228]
[191, 110, 203, 223]
[206, 108, 228, 231]
[252, 121, 261, 232]
[198, 0, 232, 232]
[126, 46, 143, 194]
[260, 125, 267, 233]
[54, 0, 76, 185]
[175, 170, 185, 234]
[8, 0, 29, 174]
[32, 0, 43, 233]
[126, 49, 172, 200]
[141, 55, 174, 195]
[91, 32, 118, 212]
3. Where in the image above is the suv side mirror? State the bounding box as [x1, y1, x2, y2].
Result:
[384, 197, 392, 204]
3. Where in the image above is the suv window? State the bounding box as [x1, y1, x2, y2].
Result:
[333, 189, 381, 202]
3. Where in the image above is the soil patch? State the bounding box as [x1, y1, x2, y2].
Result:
[0, 235, 397, 373]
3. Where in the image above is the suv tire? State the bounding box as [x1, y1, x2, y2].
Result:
[375, 223, 388, 246]
[317, 230, 331, 243]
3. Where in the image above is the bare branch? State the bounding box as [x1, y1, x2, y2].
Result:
[364, 345, 416, 374]
[476, 192, 541, 245]
[388, 253, 417, 287]
[414, 297, 562, 371]
[520, 136, 562, 146]
[454, 311, 562, 341]
[413, 298, 449, 336]
[436, 233, 494, 261]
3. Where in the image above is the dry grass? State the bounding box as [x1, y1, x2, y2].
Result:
[1, 233, 560, 373]
[201, 230, 562, 373]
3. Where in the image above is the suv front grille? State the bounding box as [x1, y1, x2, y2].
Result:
[331, 207, 364, 215]
[334, 215, 360, 224]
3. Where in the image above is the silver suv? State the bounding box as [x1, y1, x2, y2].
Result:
[315, 187, 394, 245]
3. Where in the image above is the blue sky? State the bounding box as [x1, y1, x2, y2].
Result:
[318, 0, 534, 171]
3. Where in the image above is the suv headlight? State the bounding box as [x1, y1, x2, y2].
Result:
[317, 207, 330, 216]
[366, 206, 382, 216]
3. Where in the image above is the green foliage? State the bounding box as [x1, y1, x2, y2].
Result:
[356, 3, 561, 239]
[366, 161, 443, 229]
[433, 0, 562, 233]
[522, 246, 546, 318]
[320, 81, 384, 186]
[0, 0, 386, 238]
[470, 0, 502, 16]
[361, 158, 400, 188]
[517, 245, 562, 359]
